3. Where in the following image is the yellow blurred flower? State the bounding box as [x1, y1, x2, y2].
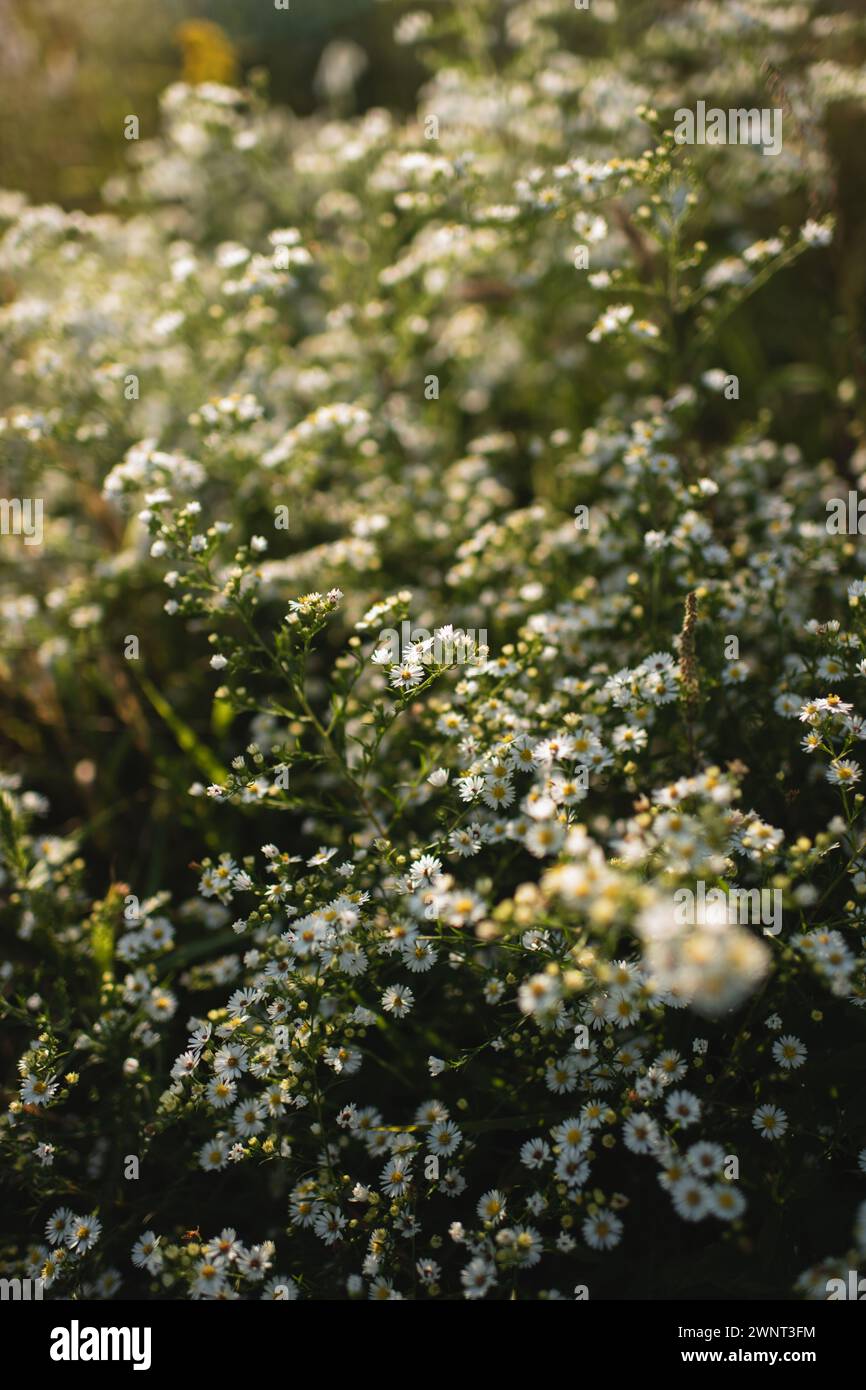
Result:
[175, 21, 237, 86]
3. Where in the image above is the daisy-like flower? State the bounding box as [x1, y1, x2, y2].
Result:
[290, 1193, 321, 1229]
[612, 723, 648, 752]
[171, 1050, 200, 1081]
[131, 1231, 163, 1273]
[671, 1177, 712, 1222]
[213, 1045, 248, 1078]
[238, 1242, 276, 1279]
[457, 774, 485, 802]
[555, 1151, 590, 1188]
[816, 694, 853, 716]
[709, 1184, 746, 1221]
[382, 984, 415, 1017]
[409, 853, 443, 885]
[525, 821, 565, 858]
[380, 1157, 413, 1197]
[520, 1137, 552, 1169]
[96, 1268, 123, 1298]
[20, 1074, 58, 1106]
[481, 776, 515, 810]
[552, 1117, 593, 1151]
[262, 1275, 299, 1300]
[579, 1100, 607, 1130]
[233, 1096, 266, 1137]
[623, 1113, 660, 1154]
[209, 1229, 241, 1262]
[426, 1120, 462, 1156]
[389, 659, 424, 690]
[477, 1189, 507, 1224]
[581, 1210, 623, 1249]
[518, 972, 562, 1016]
[41, 1250, 66, 1289]
[658, 1152, 689, 1192]
[513, 1226, 543, 1266]
[654, 1050, 687, 1083]
[827, 758, 861, 787]
[416, 1257, 441, 1286]
[45, 1208, 75, 1246]
[368, 1276, 400, 1300]
[313, 1207, 347, 1246]
[686, 1142, 726, 1178]
[772, 1035, 806, 1070]
[752, 1104, 788, 1140]
[403, 939, 437, 972]
[545, 1056, 580, 1094]
[461, 1257, 497, 1299]
[721, 660, 749, 686]
[817, 655, 848, 681]
[206, 1076, 237, 1109]
[415, 1099, 449, 1126]
[66, 1213, 102, 1254]
[199, 1137, 230, 1171]
[307, 845, 338, 867]
[665, 1089, 702, 1128]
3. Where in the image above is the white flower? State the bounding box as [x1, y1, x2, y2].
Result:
[20, 1074, 58, 1106]
[771, 1035, 806, 1069]
[801, 218, 833, 247]
[382, 984, 415, 1017]
[132, 1231, 163, 1273]
[665, 1090, 702, 1128]
[66, 1213, 102, 1253]
[752, 1105, 788, 1140]
[710, 1184, 746, 1221]
[477, 1189, 506, 1224]
[461, 1256, 496, 1299]
[45, 1208, 75, 1246]
[827, 758, 861, 787]
[671, 1177, 712, 1222]
[199, 1138, 230, 1171]
[582, 1210, 623, 1249]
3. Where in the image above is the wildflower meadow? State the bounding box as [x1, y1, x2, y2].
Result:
[2, 0, 866, 1325]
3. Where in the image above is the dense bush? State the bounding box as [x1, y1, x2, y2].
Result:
[2, 0, 866, 1301]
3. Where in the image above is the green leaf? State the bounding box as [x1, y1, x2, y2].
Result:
[211, 696, 235, 738]
[136, 675, 229, 785]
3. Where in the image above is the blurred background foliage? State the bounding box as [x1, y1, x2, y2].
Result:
[0, 0, 420, 208]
